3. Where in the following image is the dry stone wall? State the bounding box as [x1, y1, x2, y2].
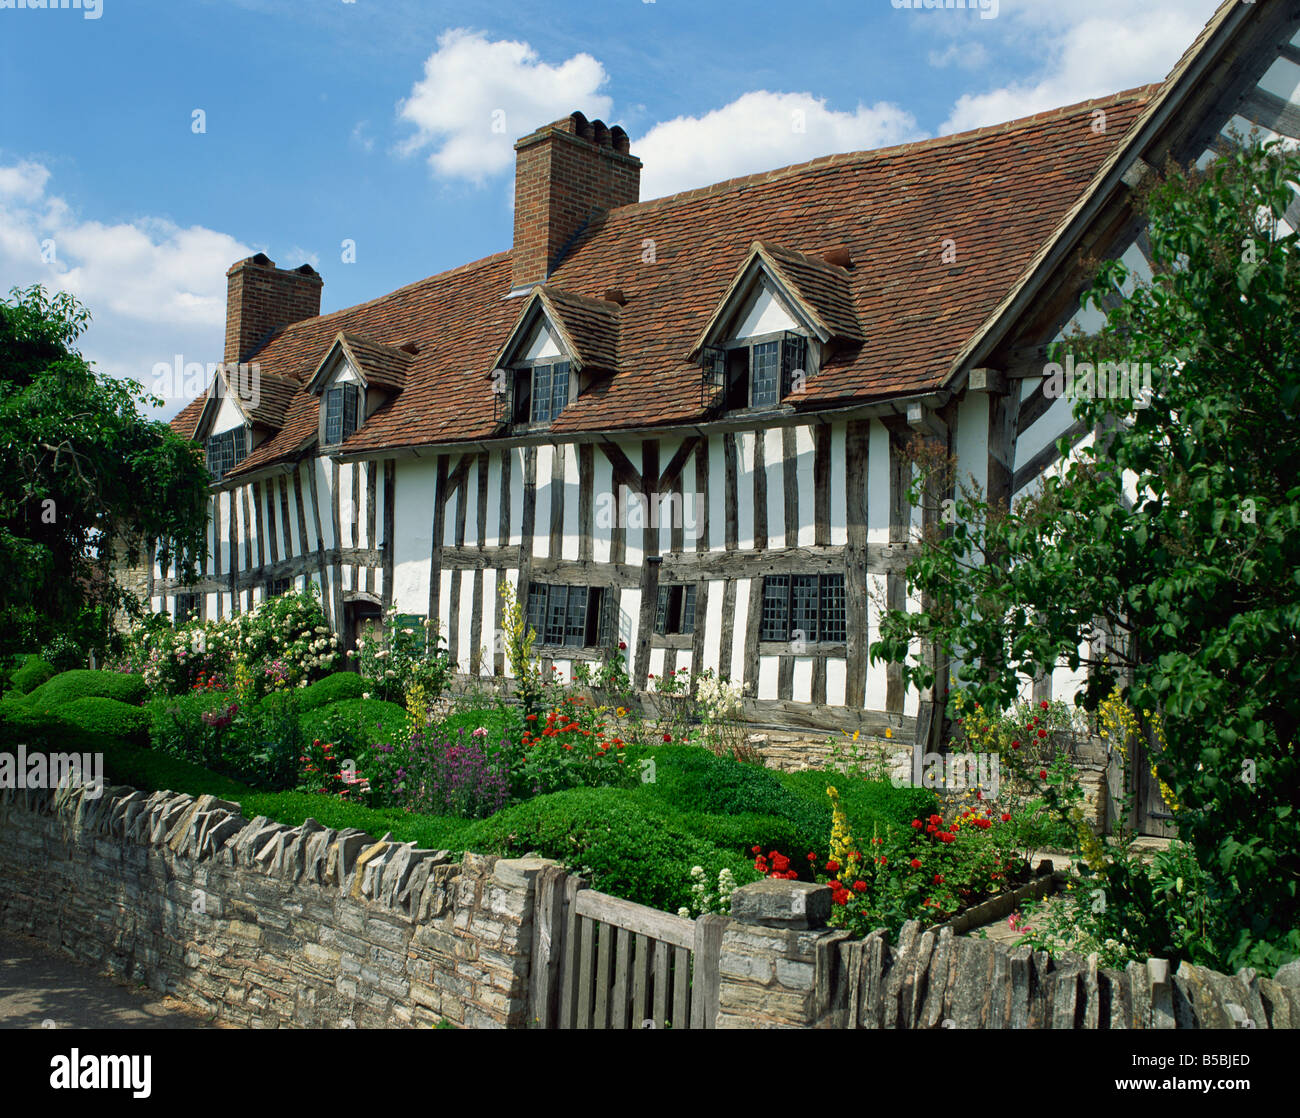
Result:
[0, 778, 1292, 1029]
[0, 780, 545, 1028]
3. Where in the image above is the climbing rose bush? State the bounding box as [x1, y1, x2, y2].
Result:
[121, 589, 341, 697]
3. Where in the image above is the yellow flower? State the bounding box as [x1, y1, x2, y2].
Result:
[885, 728, 892, 739]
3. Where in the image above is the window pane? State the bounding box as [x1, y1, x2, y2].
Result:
[760, 575, 790, 641]
[551, 362, 570, 421]
[593, 588, 612, 647]
[232, 427, 247, 467]
[655, 586, 670, 635]
[821, 575, 847, 642]
[325, 387, 343, 444]
[791, 575, 819, 644]
[526, 585, 548, 639]
[781, 333, 808, 397]
[751, 341, 780, 406]
[545, 584, 568, 644]
[531, 366, 552, 423]
[681, 585, 697, 634]
[343, 384, 359, 438]
[564, 586, 587, 647]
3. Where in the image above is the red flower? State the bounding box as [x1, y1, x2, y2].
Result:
[853, 880, 867, 893]
[1011, 740, 1020, 750]
[934, 874, 944, 885]
[751, 845, 761, 854]
[938, 833, 956, 844]
[910, 858, 922, 869]
[806, 852, 818, 862]
[663, 733, 672, 742]
[618, 641, 627, 650]
[526, 714, 537, 721]
[1001, 813, 1011, 822]
[825, 860, 840, 873]
[1040, 700, 1050, 710]
[1039, 769, 1048, 779]
[1038, 729, 1048, 739]
[910, 819, 922, 829]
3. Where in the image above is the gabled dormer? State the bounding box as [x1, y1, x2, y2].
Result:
[307, 333, 413, 450]
[197, 371, 251, 481]
[689, 241, 863, 414]
[489, 286, 620, 430]
[192, 363, 296, 482]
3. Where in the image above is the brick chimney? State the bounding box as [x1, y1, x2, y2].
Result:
[511, 111, 641, 293]
[224, 254, 323, 364]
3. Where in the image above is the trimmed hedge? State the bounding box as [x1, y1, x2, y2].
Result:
[774, 769, 938, 834]
[635, 745, 828, 851]
[296, 672, 368, 712]
[23, 670, 148, 710]
[458, 787, 755, 913]
[299, 699, 407, 749]
[9, 655, 57, 696]
[60, 697, 151, 747]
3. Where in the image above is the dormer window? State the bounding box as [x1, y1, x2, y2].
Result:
[206, 427, 248, 480]
[324, 383, 360, 446]
[516, 359, 572, 425]
[703, 331, 808, 412]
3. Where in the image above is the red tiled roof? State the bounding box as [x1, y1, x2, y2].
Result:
[171, 86, 1157, 476]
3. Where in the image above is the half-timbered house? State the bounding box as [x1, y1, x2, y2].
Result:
[151, 0, 1300, 759]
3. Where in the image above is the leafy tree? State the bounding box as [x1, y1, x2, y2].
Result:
[0, 285, 211, 663]
[872, 139, 1300, 971]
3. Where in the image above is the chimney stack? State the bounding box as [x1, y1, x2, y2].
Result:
[224, 254, 323, 364]
[511, 111, 641, 293]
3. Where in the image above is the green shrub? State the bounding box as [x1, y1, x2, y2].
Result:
[459, 787, 755, 912]
[23, 669, 148, 709]
[673, 811, 820, 862]
[60, 697, 151, 746]
[9, 655, 57, 696]
[775, 769, 938, 834]
[299, 699, 407, 753]
[637, 744, 828, 848]
[0, 701, 75, 749]
[437, 704, 524, 744]
[296, 672, 368, 712]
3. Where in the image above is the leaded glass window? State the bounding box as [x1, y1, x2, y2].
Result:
[759, 574, 847, 643]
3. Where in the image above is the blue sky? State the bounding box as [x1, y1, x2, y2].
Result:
[0, 0, 1221, 419]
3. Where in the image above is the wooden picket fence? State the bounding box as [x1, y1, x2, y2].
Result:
[528, 865, 726, 1029]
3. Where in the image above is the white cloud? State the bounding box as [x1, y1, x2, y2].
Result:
[0, 160, 253, 418]
[939, 0, 1223, 133]
[636, 91, 922, 201]
[398, 28, 613, 183]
